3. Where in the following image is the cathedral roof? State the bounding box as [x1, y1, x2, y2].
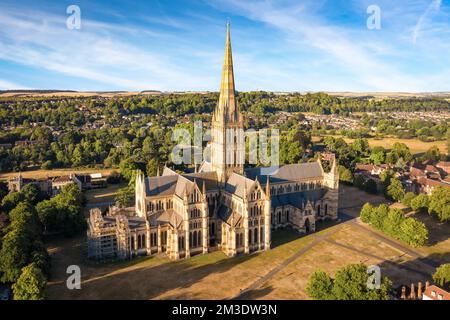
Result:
[225, 172, 255, 198]
[150, 209, 183, 229]
[245, 162, 324, 183]
[183, 171, 219, 191]
[218, 204, 242, 227]
[145, 175, 179, 197]
[145, 170, 219, 198]
[270, 189, 327, 209]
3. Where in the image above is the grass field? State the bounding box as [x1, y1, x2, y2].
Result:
[45, 185, 448, 300]
[0, 168, 118, 180]
[314, 135, 448, 155]
[84, 182, 127, 205]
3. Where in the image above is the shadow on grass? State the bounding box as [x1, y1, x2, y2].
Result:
[49, 250, 258, 300]
[270, 219, 339, 249]
[411, 211, 450, 246]
[378, 252, 450, 295]
[235, 285, 274, 300]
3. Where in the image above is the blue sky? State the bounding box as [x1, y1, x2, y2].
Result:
[0, 0, 449, 92]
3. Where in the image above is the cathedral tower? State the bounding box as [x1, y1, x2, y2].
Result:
[211, 22, 244, 185]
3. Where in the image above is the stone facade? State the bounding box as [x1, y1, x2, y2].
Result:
[87, 23, 339, 261]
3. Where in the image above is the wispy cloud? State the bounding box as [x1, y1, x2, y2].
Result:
[412, 0, 442, 44]
[0, 6, 215, 91]
[207, 0, 450, 92]
[0, 79, 28, 90]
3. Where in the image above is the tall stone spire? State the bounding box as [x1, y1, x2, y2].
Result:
[211, 21, 244, 185]
[214, 21, 240, 124]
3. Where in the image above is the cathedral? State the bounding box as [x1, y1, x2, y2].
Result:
[87, 23, 339, 261]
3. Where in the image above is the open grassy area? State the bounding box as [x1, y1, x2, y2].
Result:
[244, 223, 428, 300]
[314, 135, 448, 155]
[84, 182, 127, 205]
[356, 137, 447, 155]
[46, 229, 317, 300]
[46, 185, 448, 300]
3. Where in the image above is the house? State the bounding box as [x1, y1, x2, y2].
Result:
[52, 174, 93, 195]
[423, 285, 450, 301]
[90, 173, 107, 189]
[8, 174, 52, 195]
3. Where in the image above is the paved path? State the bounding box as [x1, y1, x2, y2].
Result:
[324, 239, 433, 278]
[233, 212, 439, 300]
[348, 220, 439, 269]
[233, 223, 346, 300]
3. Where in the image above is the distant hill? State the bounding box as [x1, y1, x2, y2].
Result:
[1, 90, 450, 99]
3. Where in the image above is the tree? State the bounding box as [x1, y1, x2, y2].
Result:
[387, 178, 405, 201]
[1, 191, 24, 213]
[35, 184, 85, 236]
[338, 166, 353, 185]
[8, 201, 42, 239]
[332, 264, 391, 300]
[0, 181, 8, 203]
[380, 169, 394, 194]
[401, 192, 416, 208]
[360, 203, 374, 224]
[119, 158, 139, 181]
[410, 194, 429, 212]
[433, 264, 450, 290]
[423, 146, 441, 162]
[20, 184, 44, 205]
[371, 204, 389, 230]
[369, 147, 386, 165]
[146, 158, 160, 177]
[428, 187, 450, 222]
[0, 229, 30, 282]
[36, 199, 59, 234]
[399, 218, 428, 247]
[116, 186, 134, 208]
[382, 209, 405, 237]
[352, 138, 370, 157]
[306, 270, 334, 300]
[12, 263, 47, 300]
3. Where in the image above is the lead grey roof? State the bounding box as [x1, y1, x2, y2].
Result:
[245, 162, 323, 183]
[183, 171, 219, 191]
[218, 205, 242, 227]
[150, 209, 183, 229]
[270, 189, 327, 210]
[145, 175, 179, 196]
[225, 172, 256, 198]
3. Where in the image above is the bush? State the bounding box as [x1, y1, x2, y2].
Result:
[401, 192, 416, 207]
[411, 194, 429, 212]
[307, 264, 391, 300]
[339, 166, 353, 185]
[399, 218, 428, 247]
[387, 178, 405, 201]
[306, 270, 334, 300]
[360, 203, 374, 223]
[12, 263, 47, 300]
[433, 264, 450, 290]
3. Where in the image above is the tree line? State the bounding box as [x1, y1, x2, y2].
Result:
[0, 183, 85, 299]
[360, 203, 428, 247]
